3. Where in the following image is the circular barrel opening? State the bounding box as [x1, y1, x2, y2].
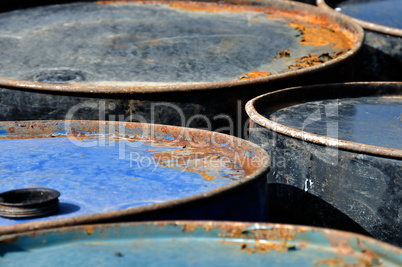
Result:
[0, 188, 60, 206]
[0, 188, 60, 218]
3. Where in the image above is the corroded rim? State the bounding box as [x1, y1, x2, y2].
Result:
[245, 82, 402, 159]
[317, 0, 402, 37]
[0, 120, 270, 235]
[0, 0, 364, 94]
[1, 221, 401, 255]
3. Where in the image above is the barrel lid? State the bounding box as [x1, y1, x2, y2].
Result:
[0, 121, 269, 231]
[0, 0, 362, 93]
[317, 0, 402, 37]
[246, 82, 402, 159]
[0, 221, 401, 266]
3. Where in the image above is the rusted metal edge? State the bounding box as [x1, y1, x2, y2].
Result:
[0, 0, 364, 94]
[245, 82, 402, 159]
[0, 121, 270, 235]
[317, 0, 402, 37]
[1, 220, 402, 256]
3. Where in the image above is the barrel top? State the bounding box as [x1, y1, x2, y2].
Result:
[246, 82, 402, 158]
[317, 0, 402, 36]
[0, 121, 269, 227]
[0, 0, 362, 93]
[0, 221, 401, 266]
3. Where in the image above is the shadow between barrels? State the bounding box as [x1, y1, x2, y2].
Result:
[266, 183, 373, 237]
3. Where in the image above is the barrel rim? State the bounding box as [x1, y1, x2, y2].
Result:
[0, 0, 364, 94]
[245, 81, 402, 159]
[0, 120, 270, 235]
[317, 0, 402, 37]
[1, 221, 401, 256]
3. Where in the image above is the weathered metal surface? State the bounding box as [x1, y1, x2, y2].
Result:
[317, 0, 402, 81]
[0, 120, 269, 235]
[246, 82, 402, 247]
[0, 221, 401, 266]
[318, 0, 402, 36]
[0, 0, 363, 136]
[0, 188, 60, 218]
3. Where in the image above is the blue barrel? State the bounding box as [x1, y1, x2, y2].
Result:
[0, 121, 269, 234]
[246, 82, 402, 247]
[0, 221, 401, 266]
[317, 0, 402, 81]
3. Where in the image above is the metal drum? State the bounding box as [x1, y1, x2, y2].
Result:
[0, 120, 269, 234]
[246, 82, 402, 247]
[317, 0, 402, 81]
[0, 221, 401, 266]
[0, 0, 363, 137]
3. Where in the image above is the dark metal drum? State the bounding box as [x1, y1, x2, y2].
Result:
[246, 82, 402, 247]
[0, 0, 363, 137]
[317, 0, 402, 81]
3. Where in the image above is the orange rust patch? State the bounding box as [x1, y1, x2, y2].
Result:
[170, 1, 257, 13]
[240, 72, 273, 80]
[183, 224, 195, 232]
[203, 223, 214, 232]
[198, 171, 215, 180]
[86, 241, 102, 245]
[297, 227, 307, 233]
[289, 22, 352, 50]
[251, 18, 260, 22]
[84, 226, 95, 235]
[315, 259, 343, 266]
[288, 52, 343, 70]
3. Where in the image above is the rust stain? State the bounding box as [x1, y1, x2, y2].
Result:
[275, 49, 292, 59]
[251, 18, 260, 22]
[169, 1, 263, 13]
[86, 241, 102, 245]
[154, 147, 243, 180]
[297, 227, 307, 233]
[360, 249, 381, 266]
[84, 226, 95, 235]
[315, 259, 344, 266]
[203, 223, 214, 232]
[240, 72, 273, 80]
[220, 240, 296, 253]
[182, 224, 195, 232]
[288, 22, 352, 50]
[288, 53, 343, 70]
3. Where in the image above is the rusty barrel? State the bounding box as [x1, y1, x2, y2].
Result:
[317, 0, 402, 81]
[0, 221, 401, 266]
[0, 121, 269, 235]
[246, 82, 402, 247]
[0, 0, 363, 137]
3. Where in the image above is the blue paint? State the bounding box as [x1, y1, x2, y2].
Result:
[270, 96, 402, 149]
[334, 0, 402, 29]
[0, 222, 400, 266]
[0, 127, 8, 136]
[0, 137, 244, 226]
